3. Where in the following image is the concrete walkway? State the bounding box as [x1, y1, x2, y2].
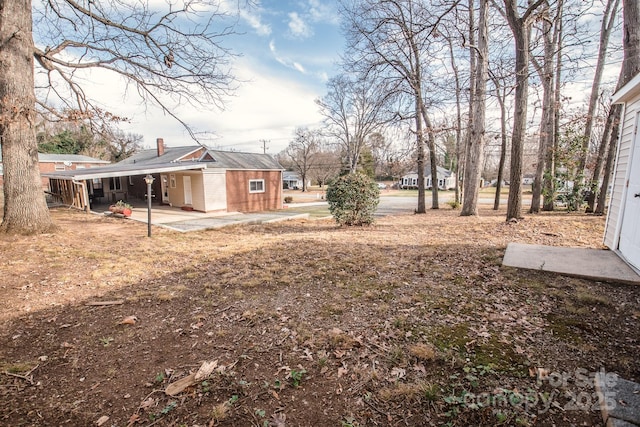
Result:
[502, 243, 640, 285]
[504, 244, 640, 426]
[98, 204, 313, 232]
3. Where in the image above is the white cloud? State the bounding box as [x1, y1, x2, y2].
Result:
[269, 40, 307, 75]
[307, 0, 340, 24]
[287, 12, 312, 38]
[101, 57, 324, 153]
[239, 8, 271, 36]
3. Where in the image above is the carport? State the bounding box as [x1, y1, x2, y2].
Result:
[42, 163, 207, 212]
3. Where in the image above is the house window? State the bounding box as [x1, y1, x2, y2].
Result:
[170, 174, 176, 188]
[109, 177, 122, 191]
[55, 163, 65, 171]
[249, 179, 265, 193]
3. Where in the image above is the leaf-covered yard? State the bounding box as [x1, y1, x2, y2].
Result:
[0, 207, 638, 426]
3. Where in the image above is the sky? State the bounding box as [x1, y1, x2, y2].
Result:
[111, 0, 345, 154]
[35, 0, 623, 157]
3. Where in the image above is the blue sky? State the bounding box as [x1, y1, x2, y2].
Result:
[114, 0, 344, 154]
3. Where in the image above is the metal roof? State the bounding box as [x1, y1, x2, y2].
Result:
[41, 146, 283, 180]
[42, 162, 207, 180]
[0, 150, 110, 164]
[38, 153, 110, 163]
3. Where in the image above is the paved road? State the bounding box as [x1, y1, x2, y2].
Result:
[138, 192, 532, 232]
[375, 193, 531, 216]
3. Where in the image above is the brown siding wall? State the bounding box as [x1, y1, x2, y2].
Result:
[225, 170, 282, 212]
[39, 161, 108, 187]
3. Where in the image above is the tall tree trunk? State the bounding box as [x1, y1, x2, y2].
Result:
[576, 0, 620, 210]
[462, 0, 489, 216]
[595, 105, 622, 215]
[462, 0, 476, 206]
[595, 0, 640, 214]
[415, 94, 426, 214]
[422, 108, 440, 209]
[0, 0, 55, 234]
[493, 84, 508, 210]
[543, 8, 563, 212]
[530, 6, 555, 214]
[586, 106, 615, 212]
[620, 0, 640, 92]
[505, 1, 541, 220]
[447, 37, 463, 205]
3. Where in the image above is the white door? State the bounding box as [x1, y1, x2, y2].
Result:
[183, 175, 193, 205]
[161, 175, 169, 204]
[619, 112, 640, 269]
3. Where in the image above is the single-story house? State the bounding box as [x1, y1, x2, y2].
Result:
[283, 171, 302, 189]
[522, 174, 535, 185]
[604, 72, 640, 272]
[400, 166, 455, 190]
[0, 151, 110, 187]
[42, 138, 284, 214]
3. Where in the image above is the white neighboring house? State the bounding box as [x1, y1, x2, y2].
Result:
[283, 171, 303, 189]
[604, 72, 640, 272]
[400, 166, 455, 190]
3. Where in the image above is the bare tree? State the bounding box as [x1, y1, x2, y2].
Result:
[0, 0, 53, 233]
[461, 0, 489, 216]
[309, 149, 342, 188]
[574, 0, 621, 211]
[285, 128, 320, 193]
[529, 0, 561, 213]
[104, 131, 144, 163]
[500, 0, 546, 221]
[316, 74, 393, 174]
[1, 0, 239, 234]
[489, 64, 515, 210]
[341, 0, 459, 212]
[444, 32, 465, 205]
[595, 0, 640, 214]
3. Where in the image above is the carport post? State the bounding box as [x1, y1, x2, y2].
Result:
[144, 174, 155, 237]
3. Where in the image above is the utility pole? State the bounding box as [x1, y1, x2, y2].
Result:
[260, 139, 270, 154]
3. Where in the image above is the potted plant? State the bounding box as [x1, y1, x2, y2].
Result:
[109, 200, 133, 217]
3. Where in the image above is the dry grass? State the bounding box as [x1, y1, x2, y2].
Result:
[0, 206, 637, 427]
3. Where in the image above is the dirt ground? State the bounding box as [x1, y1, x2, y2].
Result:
[0, 206, 638, 426]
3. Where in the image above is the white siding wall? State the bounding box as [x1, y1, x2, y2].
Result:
[605, 97, 640, 248]
[203, 170, 227, 211]
[188, 172, 205, 211]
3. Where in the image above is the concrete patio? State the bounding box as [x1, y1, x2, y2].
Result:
[502, 243, 640, 285]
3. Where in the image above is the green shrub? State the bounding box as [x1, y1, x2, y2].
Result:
[326, 173, 380, 226]
[447, 199, 461, 210]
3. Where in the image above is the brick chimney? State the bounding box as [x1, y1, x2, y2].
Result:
[156, 138, 165, 157]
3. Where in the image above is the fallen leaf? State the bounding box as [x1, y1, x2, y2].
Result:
[140, 397, 156, 409]
[96, 415, 109, 426]
[165, 373, 196, 396]
[195, 360, 218, 381]
[337, 367, 348, 378]
[271, 412, 286, 427]
[536, 368, 550, 381]
[126, 413, 140, 427]
[390, 367, 406, 380]
[334, 350, 346, 359]
[118, 315, 138, 325]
